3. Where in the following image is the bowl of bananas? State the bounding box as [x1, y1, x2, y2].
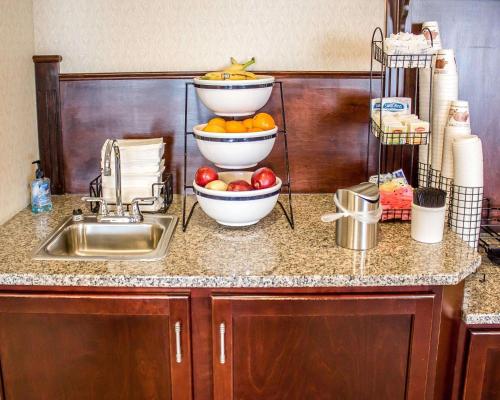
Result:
[194, 57, 274, 117]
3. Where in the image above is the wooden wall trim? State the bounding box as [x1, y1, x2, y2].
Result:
[59, 70, 378, 81]
[32, 55, 63, 63]
[33, 55, 64, 194]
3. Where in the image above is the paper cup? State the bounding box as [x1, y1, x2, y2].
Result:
[453, 136, 483, 187]
[434, 49, 457, 75]
[447, 100, 470, 127]
[441, 126, 471, 178]
[422, 21, 442, 49]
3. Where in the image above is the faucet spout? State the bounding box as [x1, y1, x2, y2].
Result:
[103, 139, 124, 216]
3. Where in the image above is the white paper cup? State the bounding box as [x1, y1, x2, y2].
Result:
[441, 126, 471, 178]
[453, 136, 483, 187]
[434, 49, 457, 75]
[422, 21, 442, 49]
[447, 100, 470, 127]
[411, 203, 446, 243]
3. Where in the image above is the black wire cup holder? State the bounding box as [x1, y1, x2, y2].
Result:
[181, 81, 294, 232]
[480, 199, 500, 265]
[448, 185, 483, 248]
[88, 173, 173, 214]
[417, 162, 430, 188]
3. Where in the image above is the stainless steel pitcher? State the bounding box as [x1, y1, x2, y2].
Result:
[335, 182, 380, 250]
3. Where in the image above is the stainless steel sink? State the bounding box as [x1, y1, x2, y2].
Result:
[33, 215, 177, 261]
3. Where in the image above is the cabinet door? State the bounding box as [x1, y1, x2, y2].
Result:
[0, 293, 192, 400]
[462, 330, 500, 400]
[212, 293, 435, 400]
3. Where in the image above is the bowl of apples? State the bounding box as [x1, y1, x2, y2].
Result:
[193, 113, 277, 169]
[193, 166, 281, 226]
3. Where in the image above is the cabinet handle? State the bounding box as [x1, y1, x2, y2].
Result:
[175, 321, 182, 363]
[219, 322, 226, 364]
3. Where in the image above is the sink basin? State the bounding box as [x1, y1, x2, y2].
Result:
[33, 215, 177, 261]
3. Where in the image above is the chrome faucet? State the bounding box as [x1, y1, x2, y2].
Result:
[103, 139, 124, 216]
[80, 139, 156, 223]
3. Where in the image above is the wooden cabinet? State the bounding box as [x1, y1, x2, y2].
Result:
[461, 329, 500, 400]
[212, 293, 436, 400]
[0, 293, 192, 400]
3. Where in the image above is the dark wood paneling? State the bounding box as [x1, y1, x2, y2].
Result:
[59, 73, 374, 193]
[0, 285, 463, 400]
[407, 0, 500, 203]
[33, 56, 64, 194]
[462, 329, 500, 400]
[212, 293, 436, 400]
[0, 293, 192, 400]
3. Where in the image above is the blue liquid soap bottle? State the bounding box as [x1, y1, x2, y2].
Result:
[31, 160, 52, 213]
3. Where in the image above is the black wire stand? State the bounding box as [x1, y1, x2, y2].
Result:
[480, 199, 500, 265]
[181, 81, 294, 232]
[448, 185, 484, 248]
[368, 27, 434, 222]
[88, 173, 173, 214]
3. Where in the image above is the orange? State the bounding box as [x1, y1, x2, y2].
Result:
[225, 120, 246, 133]
[252, 113, 275, 130]
[242, 118, 253, 129]
[207, 117, 226, 129]
[247, 127, 263, 132]
[203, 124, 226, 133]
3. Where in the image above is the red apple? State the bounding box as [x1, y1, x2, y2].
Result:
[251, 167, 276, 190]
[227, 180, 253, 191]
[195, 166, 218, 187]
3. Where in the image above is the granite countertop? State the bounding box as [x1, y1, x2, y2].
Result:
[462, 255, 500, 325]
[0, 194, 481, 288]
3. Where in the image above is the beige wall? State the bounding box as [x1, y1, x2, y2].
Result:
[0, 0, 38, 224]
[33, 0, 385, 73]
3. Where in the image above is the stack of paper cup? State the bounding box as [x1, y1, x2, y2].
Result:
[431, 49, 458, 172]
[441, 101, 472, 179]
[453, 136, 483, 187]
[449, 136, 483, 247]
[418, 22, 441, 166]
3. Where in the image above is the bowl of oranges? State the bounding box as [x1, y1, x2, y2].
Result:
[193, 113, 277, 169]
[193, 75, 274, 116]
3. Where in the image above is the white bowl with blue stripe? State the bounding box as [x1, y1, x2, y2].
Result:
[193, 75, 275, 117]
[193, 171, 282, 227]
[193, 124, 277, 169]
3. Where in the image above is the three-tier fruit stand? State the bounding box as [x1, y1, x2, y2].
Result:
[181, 80, 294, 231]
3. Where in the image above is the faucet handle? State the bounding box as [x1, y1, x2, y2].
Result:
[81, 196, 109, 216]
[130, 197, 156, 222]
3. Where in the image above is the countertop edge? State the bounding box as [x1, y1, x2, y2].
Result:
[0, 256, 481, 288]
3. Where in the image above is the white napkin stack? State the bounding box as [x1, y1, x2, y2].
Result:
[431, 49, 458, 172]
[101, 138, 165, 209]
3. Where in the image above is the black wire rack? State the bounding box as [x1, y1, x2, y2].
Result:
[181, 81, 294, 232]
[480, 199, 500, 265]
[448, 185, 484, 248]
[368, 27, 435, 222]
[88, 173, 173, 214]
[370, 120, 429, 145]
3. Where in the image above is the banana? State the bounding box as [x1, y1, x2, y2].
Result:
[201, 57, 257, 80]
[223, 57, 256, 73]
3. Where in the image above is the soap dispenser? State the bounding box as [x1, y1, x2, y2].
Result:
[31, 160, 52, 213]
